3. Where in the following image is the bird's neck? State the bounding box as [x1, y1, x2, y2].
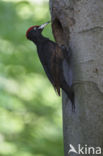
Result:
[32, 34, 49, 45]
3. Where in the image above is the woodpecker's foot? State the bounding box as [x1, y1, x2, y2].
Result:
[61, 45, 72, 60]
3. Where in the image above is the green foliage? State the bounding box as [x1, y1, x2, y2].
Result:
[0, 0, 63, 156]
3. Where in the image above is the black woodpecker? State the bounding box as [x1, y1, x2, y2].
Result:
[26, 21, 74, 110]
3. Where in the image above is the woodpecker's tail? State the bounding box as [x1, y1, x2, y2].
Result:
[61, 81, 75, 112]
[70, 90, 75, 112]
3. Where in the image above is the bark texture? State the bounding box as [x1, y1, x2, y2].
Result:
[49, 0, 103, 156]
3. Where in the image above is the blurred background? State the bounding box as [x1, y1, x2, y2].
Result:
[0, 0, 63, 156]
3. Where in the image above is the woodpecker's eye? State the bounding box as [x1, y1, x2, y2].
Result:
[34, 27, 37, 30]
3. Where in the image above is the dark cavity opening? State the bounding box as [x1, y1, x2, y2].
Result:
[52, 18, 65, 45]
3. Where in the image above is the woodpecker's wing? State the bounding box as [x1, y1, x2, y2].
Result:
[50, 44, 64, 96]
[42, 63, 55, 86]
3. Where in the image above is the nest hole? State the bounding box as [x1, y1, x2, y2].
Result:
[52, 18, 65, 45]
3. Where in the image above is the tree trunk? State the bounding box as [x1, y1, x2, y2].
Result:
[49, 0, 103, 156]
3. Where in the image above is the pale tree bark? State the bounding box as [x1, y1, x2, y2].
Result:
[49, 0, 103, 156]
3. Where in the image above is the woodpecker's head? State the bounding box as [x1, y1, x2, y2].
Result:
[26, 21, 50, 41]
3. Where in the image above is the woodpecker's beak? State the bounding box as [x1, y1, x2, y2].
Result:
[38, 21, 50, 30]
